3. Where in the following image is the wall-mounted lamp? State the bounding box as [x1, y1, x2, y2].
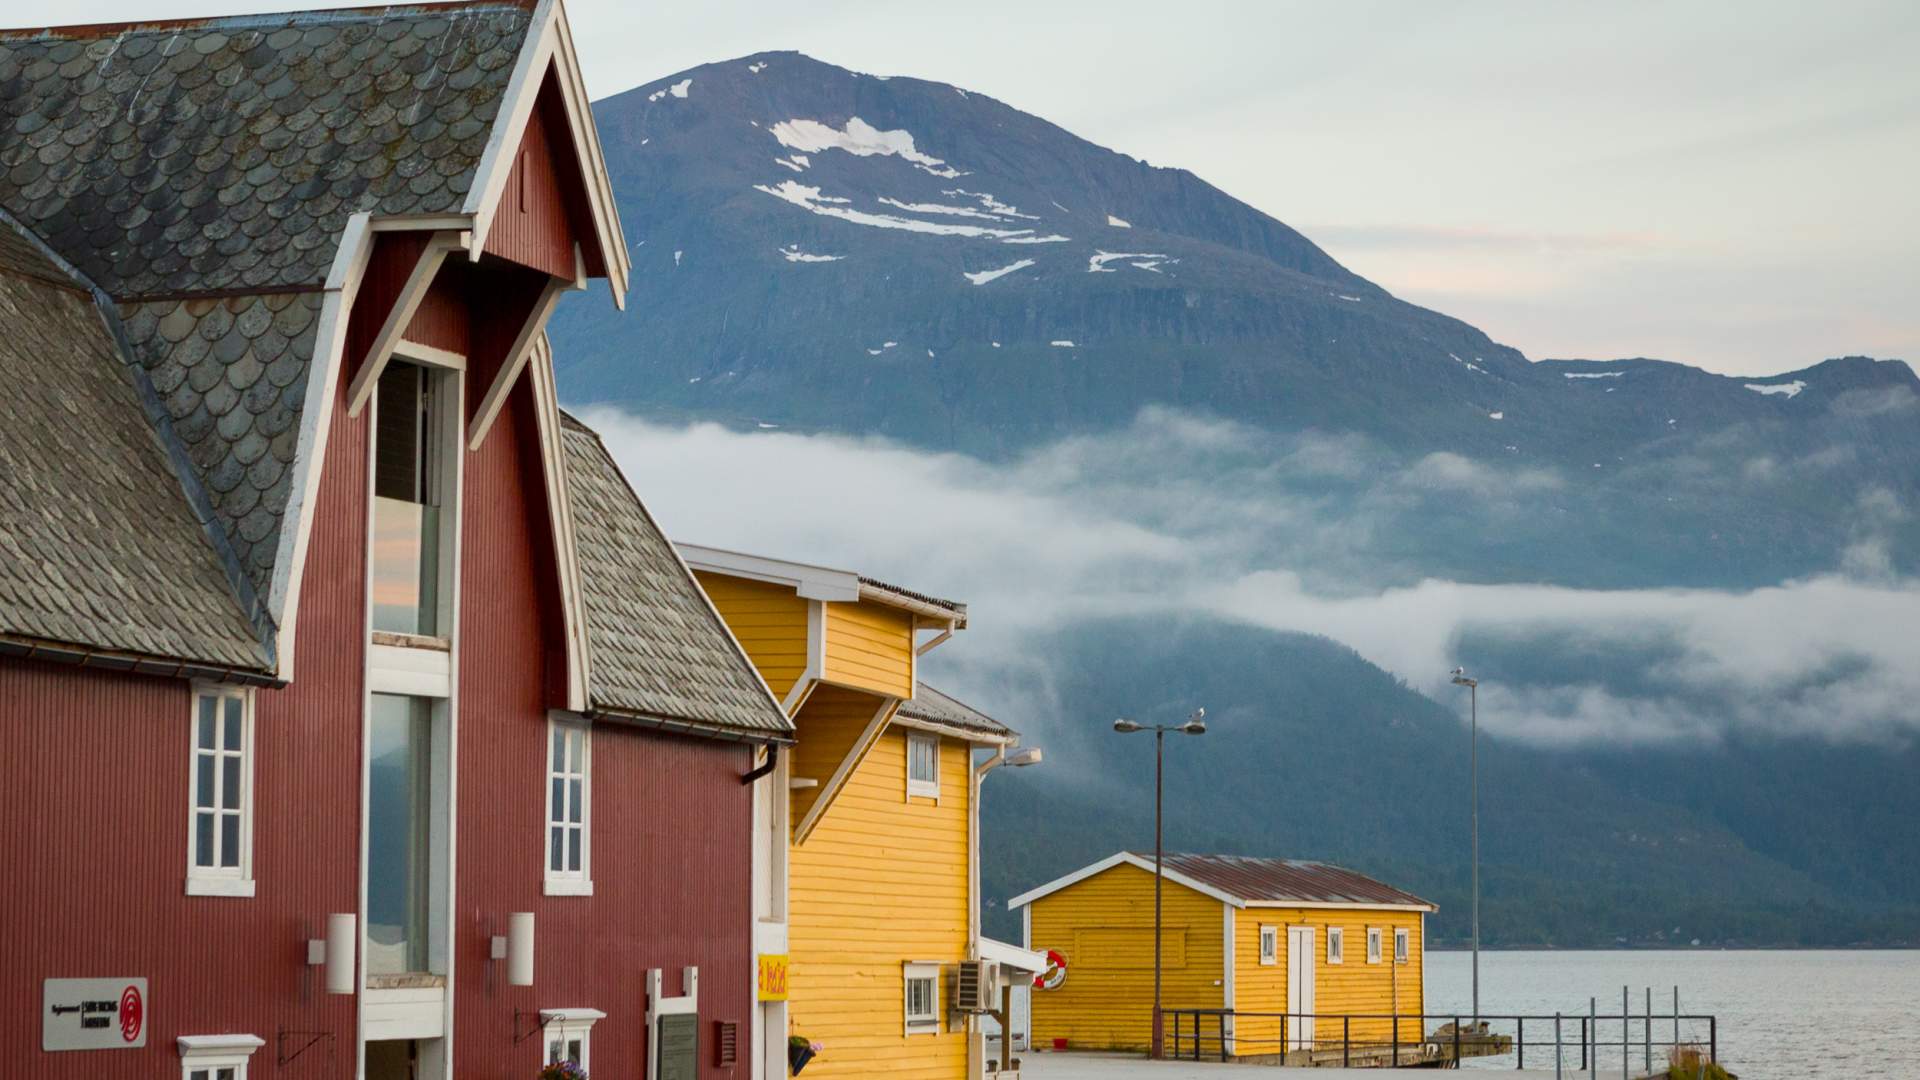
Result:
[491, 912, 535, 987]
[317, 914, 354, 995]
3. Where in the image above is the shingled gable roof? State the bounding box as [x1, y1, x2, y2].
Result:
[1009, 851, 1436, 912]
[0, 210, 268, 674]
[557, 410, 794, 741]
[0, 0, 630, 674]
[896, 684, 1015, 742]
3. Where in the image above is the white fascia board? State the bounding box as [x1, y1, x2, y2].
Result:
[539, 1007, 607, 1023]
[890, 712, 1014, 747]
[676, 544, 863, 602]
[526, 341, 592, 712]
[268, 210, 374, 681]
[1006, 851, 1245, 911]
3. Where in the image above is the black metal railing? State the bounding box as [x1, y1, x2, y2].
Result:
[1164, 1008, 1718, 1073]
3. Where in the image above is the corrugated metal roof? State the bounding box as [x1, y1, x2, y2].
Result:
[559, 410, 794, 740]
[1136, 852, 1434, 908]
[896, 684, 1013, 738]
[858, 575, 967, 625]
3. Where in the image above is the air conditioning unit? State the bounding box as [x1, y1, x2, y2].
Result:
[952, 959, 1000, 1013]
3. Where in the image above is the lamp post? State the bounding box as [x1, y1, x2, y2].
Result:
[1113, 708, 1206, 1060]
[1450, 668, 1480, 1023]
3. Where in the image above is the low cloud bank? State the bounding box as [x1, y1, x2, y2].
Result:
[582, 406, 1919, 748]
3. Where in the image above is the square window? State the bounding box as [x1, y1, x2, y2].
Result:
[906, 733, 939, 799]
[1366, 927, 1383, 964]
[1394, 927, 1410, 963]
[1327, 926, 1344, 964]
[545, 719, 592, 895]
[904, 963, 940, 1033]
[1258, 925, 1278, 966]
[186, 686, 255, 897]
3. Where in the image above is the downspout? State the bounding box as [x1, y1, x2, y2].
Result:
[742, 742, 778, 785]
[970, 744, 1002, 1080]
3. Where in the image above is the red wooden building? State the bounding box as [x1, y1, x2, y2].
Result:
[0, 3, 793, 1078]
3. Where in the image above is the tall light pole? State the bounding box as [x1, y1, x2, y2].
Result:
[1113, 708, 1206, 1060]
[1450, 668, 1480, 1023]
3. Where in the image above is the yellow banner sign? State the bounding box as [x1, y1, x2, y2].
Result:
[757, 953, 789, 1002]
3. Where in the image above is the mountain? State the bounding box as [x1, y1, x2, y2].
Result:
[548, 52, 1920, 945]
[551, 51, 1918, 588]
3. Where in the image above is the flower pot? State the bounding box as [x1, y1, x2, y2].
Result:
[788, 1045, 817, 1075]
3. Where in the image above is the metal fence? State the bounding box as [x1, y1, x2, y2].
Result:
[1164, 1004, 1718, 1074]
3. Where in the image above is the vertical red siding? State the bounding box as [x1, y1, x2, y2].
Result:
[0, 353, 370, 1076]
[452, 378, 754, 1079]
[484, 75, 588, 280]
[404, 260, 474, 355]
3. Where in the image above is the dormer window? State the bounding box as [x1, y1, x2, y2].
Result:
[372, 358, 455, 639]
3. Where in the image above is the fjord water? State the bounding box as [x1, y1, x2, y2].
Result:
[1426, 950, 1919, 1077]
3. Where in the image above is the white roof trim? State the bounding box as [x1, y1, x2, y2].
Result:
[528, 339, 592, 713]
[1007, 851, 1243, 911]
[677, 543, 864, 602]
[464, 0, 631, 307]
[539, 1007, 607, 1023]
[980, 937, 1049, 974]
[890, 711, 1013, 746]
[177, 1033, 266, 1056]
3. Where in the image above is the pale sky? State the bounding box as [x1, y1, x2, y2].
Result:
[21, 0, 1920, 376]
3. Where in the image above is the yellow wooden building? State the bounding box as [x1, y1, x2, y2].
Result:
[679, 545, 1042, 1080]
[1011, 852, 1435, 1063]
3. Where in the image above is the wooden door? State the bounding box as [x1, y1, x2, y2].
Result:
[1286, 926, 1315, 1051]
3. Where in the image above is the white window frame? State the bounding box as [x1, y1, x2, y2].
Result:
[541, 1008, 603, 1070]
[903, 962, 940, 1035]
[370, 353, 461, 643]
[1394, 926, 1410, 964]
[1366, 927, 1383, 964]
[1257, 925, 1278, 966]
[544, 717, 593, 896]
[905, 731, 940, 800]
[1327, 926, 1344, 964]
[186, 684, 256, 898]
[178, 1033, 263, 1079]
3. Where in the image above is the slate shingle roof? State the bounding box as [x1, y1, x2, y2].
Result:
[0, 213, 268, 670]
[0, 2, 542, 660]
[117, 293, 321, 597]
[898, 684, 1014, 739]
[559, 411, 794, 740]
[0, 2, 535, 297]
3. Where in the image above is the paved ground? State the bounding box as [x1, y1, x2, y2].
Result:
[1016, 1051, 1571, 1079]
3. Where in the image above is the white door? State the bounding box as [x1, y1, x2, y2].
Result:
[1286, 926, 1315, 1051]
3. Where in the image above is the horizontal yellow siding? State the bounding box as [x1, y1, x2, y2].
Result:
[694, 571, 809, 700]
[1232, 908, 1425, 1056]
[788, 684, 888, 834]
[821, 600, 914, 699]
[1026, 863, 1225, 1052]
[789, 726, 973, 1080]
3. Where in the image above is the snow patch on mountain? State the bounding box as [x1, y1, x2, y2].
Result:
[963, 259, 1036, 285]
[649, 78, 692, 102]
[878, 197, 1013, 222]
[1107, 214, 1132, 228]
[780, 245, 843, 263]
[1051, 340, 1076, 347]
[755, 181, 1035, 238]
[769, 117, 965, 178]
[1089, 250, 1167, 273]
[1745, 380, 1807, 399]
[1565, 371, 1625, 379]
[942, 189, 1041, 221]
[1003, 234, 1070, 244]
[748, 61, 767, 73]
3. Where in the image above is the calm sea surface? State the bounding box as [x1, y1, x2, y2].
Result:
[1424, 949, 1919, 1078]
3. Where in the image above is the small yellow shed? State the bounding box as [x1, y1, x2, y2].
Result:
[1011, 852, 1435, 1062]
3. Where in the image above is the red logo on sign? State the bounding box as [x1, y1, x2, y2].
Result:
[118, 985, 142, 1043]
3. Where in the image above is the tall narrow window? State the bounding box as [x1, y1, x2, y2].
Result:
[187, 686, 254, 897]
[1394, 926, 1410, 963]
[1258, 925, 1278, 966]
[1366, 927, 1383, 964]
[372, 362, 447, 637]
[903, 964, 940, 1034]
[545, 720, 591, 895]
[368, 694, 434, 975]
[1327, 926, 1345, 964]
[906, 732, 939, 799]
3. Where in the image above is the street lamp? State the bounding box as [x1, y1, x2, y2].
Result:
[1450, 667, 1480, 1023]
[1113, 708, 1205, 1059]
